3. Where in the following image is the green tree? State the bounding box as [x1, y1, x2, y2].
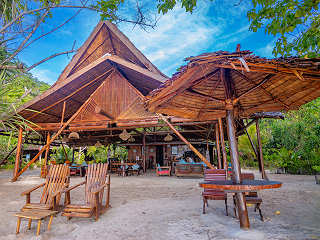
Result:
[247, 0, 320, 57]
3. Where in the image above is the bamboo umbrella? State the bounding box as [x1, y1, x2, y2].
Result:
[147, 49, 320, 229]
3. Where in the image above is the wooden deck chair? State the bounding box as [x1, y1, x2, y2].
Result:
[62, 163, 110, 221]
[21, 164, 70, 211]
[233, 173, 264, 221]
[202, 169, 228, 215]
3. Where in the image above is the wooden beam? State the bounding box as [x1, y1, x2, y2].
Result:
[26, 68, 114, 121]
[11, 77, 107, 181]
[244, 127, 258, 160]
[256, 119, 268, 180]
[226, 109, 249, 229]
[218, 118, 227, 170]
[0, 145, 17, 166]
[60, 101, 66, 126]
[13, 128, 23, 179]
[233, 70, 289, 110]
[158, 114, 214, 169]
[215, 123, 222, 169]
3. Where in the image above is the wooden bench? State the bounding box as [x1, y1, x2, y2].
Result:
[15, 210, 58, 236]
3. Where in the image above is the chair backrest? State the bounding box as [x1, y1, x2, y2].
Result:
[85, 163, 108, 205]
[241, 173, 257, 197]
[204, 169, 227, 181]
[241, 173, 255, 180]
[40, 164, 70, 206]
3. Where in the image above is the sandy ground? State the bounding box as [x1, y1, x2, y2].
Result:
[0, 169, 319, 240]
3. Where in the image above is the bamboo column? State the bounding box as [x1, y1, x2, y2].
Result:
[142, 133, 146, 172]
[218, 118, 228, 170]
[226, 109, 250, 229]
[256, 119, 268, 180]
[215, 123, 222, 168]
[41, 132, 50, 178]
[14, 127, 23, 179]
[158, 114, 214, 169]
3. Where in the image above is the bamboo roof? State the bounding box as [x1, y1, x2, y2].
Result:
[147, 50, 320, 120]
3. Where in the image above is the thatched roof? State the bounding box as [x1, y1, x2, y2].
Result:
[17, 21, 168, 126]
[147, 50, 320, 120]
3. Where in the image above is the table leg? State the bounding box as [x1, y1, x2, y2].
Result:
[36, 220, 41, 236]
[48, 215, 53, 231]
[28, 219, 32, 230]
[16, 217, 21, 234]
[235, 192, 250, 229]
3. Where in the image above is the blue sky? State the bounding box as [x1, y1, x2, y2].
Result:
[19, 0, 276, 85]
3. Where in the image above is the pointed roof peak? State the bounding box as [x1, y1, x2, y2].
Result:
[55, 21, 165, 86]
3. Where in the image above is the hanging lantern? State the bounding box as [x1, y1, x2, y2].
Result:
[164, 133, 173, 142]
[95, 141, 103, 147]
[119, 129, 131, 141]
[68, 132, 80, 139]
[128, 136, 135, 142]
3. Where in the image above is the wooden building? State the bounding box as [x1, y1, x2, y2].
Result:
[11, 21, 227, 180]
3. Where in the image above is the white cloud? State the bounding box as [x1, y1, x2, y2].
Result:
[118, 5, 222, 76]
[30, 68, 56, 85]
[257, 41, 275, 57]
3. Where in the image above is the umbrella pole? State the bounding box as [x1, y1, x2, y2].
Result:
[226, 109, 250, 229]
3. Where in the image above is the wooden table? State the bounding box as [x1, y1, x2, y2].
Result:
[15, 210, 58, 236]
[199, 179, 282, 191]
[199, 179, 282, 228]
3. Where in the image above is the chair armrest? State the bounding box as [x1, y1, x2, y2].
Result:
[21, 183, 45, 196]
[61, 181, 86, 193]
[91, 183, 107, 194]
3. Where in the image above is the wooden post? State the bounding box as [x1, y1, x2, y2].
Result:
[142, 133, 146, 173]
[218, 118, 228, 170]
[256, 119, 268, 180]
[215, 123, 222, 168]
[41, 132, 50, 178]
[158, 114, 214, 169]
[226, 109, 249, 229]
[14, 127, 23, 179]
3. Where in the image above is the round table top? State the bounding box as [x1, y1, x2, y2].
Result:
[199, 179, 282, 191]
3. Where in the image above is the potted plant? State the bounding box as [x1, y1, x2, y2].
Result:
[312, 166, 320, 184]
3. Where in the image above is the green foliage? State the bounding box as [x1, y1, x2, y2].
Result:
[157, 0, 200, 14]
[87, 144, 128, 163]
[50, 145, 73, 164]
[92, 0, 124, 21]
[261, 98, 320, 174]
[312, 165, 320, 173]
[248, 0, 320, 57]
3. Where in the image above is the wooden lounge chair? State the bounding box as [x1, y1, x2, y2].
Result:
[21, 164, 70, 211]
[62, 163, 110, 221]
[233, 173, 264, 221]
[202, 169, 228, 215]
[156, 164, 171, 176]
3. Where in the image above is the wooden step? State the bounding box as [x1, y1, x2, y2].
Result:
[63, 208, 93, 213]
[62, 212, 92, 218]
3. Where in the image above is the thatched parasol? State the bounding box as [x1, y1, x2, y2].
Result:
[147, 49, 320, 229]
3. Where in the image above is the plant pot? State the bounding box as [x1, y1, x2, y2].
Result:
[50, 160, 56, 165]
[65, 160, 71, 165]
